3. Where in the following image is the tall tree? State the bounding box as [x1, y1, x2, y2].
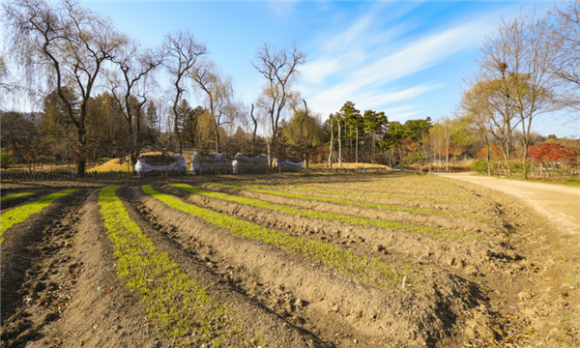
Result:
[5, 0, 127, 176]
[163, 29, 206, 154]
[339, 101, 362, 163]
[252, 43, 306, 165]
[551, 0, 580, 118]
[192, 60, 239, 153]
[285, 98, 322, 168]
[478, 11, 562, 178]
[328, 114, 334, 168]
[108, 42, 163, 165]
[145, 100, 159, 137]
[363, 110, 388, 164]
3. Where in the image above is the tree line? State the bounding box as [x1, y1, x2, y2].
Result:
[0, 0, 308, 176]
[457, 1, 580, 179]
[1, 0, 578, 178]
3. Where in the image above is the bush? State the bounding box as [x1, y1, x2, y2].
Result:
[473, 159, 488, 174]
[510, 160, 531, 174]
[1, 152, 16, 170]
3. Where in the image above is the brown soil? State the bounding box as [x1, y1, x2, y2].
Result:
[1, 189, 54, 211]
[198, 182, 508, 248]
[223, 182, 497, 218]
[130, 184, 481, 347]
[117, 186, 321, 348]
[164, 183, 510, 275]
[1, 171, 578, 347]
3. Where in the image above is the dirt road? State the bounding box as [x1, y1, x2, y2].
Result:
[438, 173, 580, 236]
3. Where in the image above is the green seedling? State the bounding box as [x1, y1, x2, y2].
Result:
[1, 190, 76, 243]
[172, 183, 478, 241]
[207, 182, 491, 222]
[224, 181, 480, 205]
[98, 187, 263, 346]
[1, 191, 35, 202]
[144, 185, 424, 290]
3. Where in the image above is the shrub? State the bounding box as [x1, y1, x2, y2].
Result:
[1, 152, 16, 170]
[473, 159, 489, 174]
[510, 160, 532, 174]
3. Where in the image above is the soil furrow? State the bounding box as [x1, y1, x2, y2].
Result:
[207, 181, 493, 222]
[224, 180, 487, 207]
[198, 182, 510, 242]
[275, 181, 490, 202]
[0, 189, 91, 346]
[133, 184, 491, 347]
[115, 186, 320, 348]
[165, 183, 513, 271]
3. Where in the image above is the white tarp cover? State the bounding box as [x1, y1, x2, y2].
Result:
[232, 153, 269, 173]
[190, 153, 232, 172]
[134, 154, 187, 172]
[273, 158, 303, 170]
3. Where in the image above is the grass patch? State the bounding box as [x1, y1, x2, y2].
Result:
[1, 191, 35, 202]
[173, 183, 479, 241]
[208, 182, 491, 222]
[144, 185, 424, 290]
[0, 190, 75, 243]
[98, 187, 263, 346]
[225, 181, 479, 205]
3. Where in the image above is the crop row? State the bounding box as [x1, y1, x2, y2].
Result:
[1, 191, 35, 202]
[287, 181, 486, 200]
[224, 181, 481, 205]
[276, 183, 483, 202]
[207, 182, 490, 222]
[143, 185, 424, 290]
[98, 187, 262, 346]
[1, 189, 75, 243]
[172, 183, 478, 241]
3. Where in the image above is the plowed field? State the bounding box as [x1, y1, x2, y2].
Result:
[1, 173, 578, 348]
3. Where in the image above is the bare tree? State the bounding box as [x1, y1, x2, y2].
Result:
[460, 92, 495, 176]
[551, 0, 580, 118]
[336, 113, 342, 167]
[328, 114, 334, 169]
[107, 42, 163, 165]
[252, 43, 306, 165]
[163, 29, 206, 154]
[248, 103, 261, 144]
[482, 12, 562, 179]
[191, 60, 239, 153]
[5, 0, 127, 177]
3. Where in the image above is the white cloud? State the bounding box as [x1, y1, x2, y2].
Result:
[296, 5, 501, 121]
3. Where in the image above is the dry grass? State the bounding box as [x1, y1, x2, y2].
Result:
[310, 162, 392, 170]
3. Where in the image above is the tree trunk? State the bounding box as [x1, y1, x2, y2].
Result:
[267, 140, 271, 167]
[355, 126, 359, 163]
[338, 116, 342, 167]
[445, 138, 449, 171]
[328, 118, 334, 169]
[214, 127, 220, 153]
[77, 128, 87, 177]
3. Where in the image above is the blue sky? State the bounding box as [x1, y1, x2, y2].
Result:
[68, 1, 578, 137]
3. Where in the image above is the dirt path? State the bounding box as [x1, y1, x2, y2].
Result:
[437, 173, 580, 236]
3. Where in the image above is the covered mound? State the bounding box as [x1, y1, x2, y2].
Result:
[232, 153, 269, 174]
[134, 154, 187, 173]
[273, 158, 303, 171]
[191, 153, 232, 174]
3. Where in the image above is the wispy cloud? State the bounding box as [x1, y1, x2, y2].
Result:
[297, 5, 501, 120]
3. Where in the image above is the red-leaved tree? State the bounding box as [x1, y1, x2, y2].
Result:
[528, 142, 575, 179]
